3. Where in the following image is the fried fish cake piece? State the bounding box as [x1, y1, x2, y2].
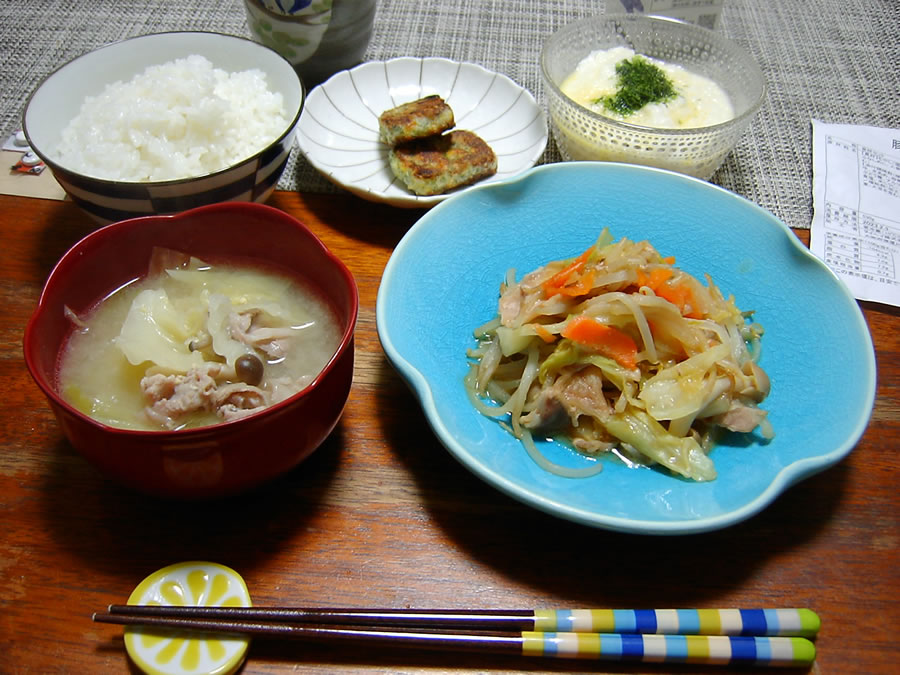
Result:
[379, 95, 455, 146]
[389, 129, 498, 196]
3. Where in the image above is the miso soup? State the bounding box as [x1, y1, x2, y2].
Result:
[58, 248, 342, 431]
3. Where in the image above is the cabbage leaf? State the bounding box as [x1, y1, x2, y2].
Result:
[115, 288, 204, 372]
[603, 410, 716, 481]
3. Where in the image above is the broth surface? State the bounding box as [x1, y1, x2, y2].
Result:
[59, 252, 341, 430]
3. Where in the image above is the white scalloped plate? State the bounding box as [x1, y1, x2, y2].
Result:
[296, 57, 548, 207]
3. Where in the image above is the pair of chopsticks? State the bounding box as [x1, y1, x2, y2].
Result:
[93, 606, 819, 667]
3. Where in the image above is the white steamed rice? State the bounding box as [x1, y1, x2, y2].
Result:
[55, 55, 289, 182]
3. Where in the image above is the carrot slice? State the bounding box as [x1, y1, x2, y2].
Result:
[654, 281, 703, 318]
[636, 266, 673, 289]
[561, 316, 638, 369]
[636, 265, 703, 319]
[532, 323, 557, 343]
[542, 246, 593, 297]
[555, 270, 595, 297]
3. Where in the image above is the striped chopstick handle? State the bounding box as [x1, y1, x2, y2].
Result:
[522, 632, 816, 667]
[534, 608, 820, 637]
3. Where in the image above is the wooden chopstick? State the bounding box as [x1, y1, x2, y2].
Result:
[103, 605, 820, 637]
[93, 609, 818, 667]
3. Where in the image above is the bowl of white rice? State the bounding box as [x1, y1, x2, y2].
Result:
[23, 31, 304, 223]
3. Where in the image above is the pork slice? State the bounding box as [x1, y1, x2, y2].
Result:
[141, 367, 219, 429]
[213, 382, 270, 422]
[521, 368, 611, 434]
[498, 284, 523, 326]
[228, 310, 296, 359]
[715, 401, 768, 433]
[558, 369, 612, 422]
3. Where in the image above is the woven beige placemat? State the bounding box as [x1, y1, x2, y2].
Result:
[2, 0, 897, 228]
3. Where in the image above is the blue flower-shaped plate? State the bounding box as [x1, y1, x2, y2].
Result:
[376, 162, 876, 534]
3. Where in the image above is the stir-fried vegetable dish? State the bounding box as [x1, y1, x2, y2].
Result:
[464, 230, 772, 481]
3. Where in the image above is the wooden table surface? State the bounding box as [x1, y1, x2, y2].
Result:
[1, 191, 897, 674]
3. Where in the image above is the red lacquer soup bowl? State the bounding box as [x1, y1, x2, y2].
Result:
[24, 201, 358, 498]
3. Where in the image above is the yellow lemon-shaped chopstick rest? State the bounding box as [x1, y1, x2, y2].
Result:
[124, 561, 252, 675]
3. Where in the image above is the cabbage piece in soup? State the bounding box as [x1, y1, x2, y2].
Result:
[58, 248, 341, 431]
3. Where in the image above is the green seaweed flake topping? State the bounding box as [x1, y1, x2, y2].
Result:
[598, 55, 678, 116]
